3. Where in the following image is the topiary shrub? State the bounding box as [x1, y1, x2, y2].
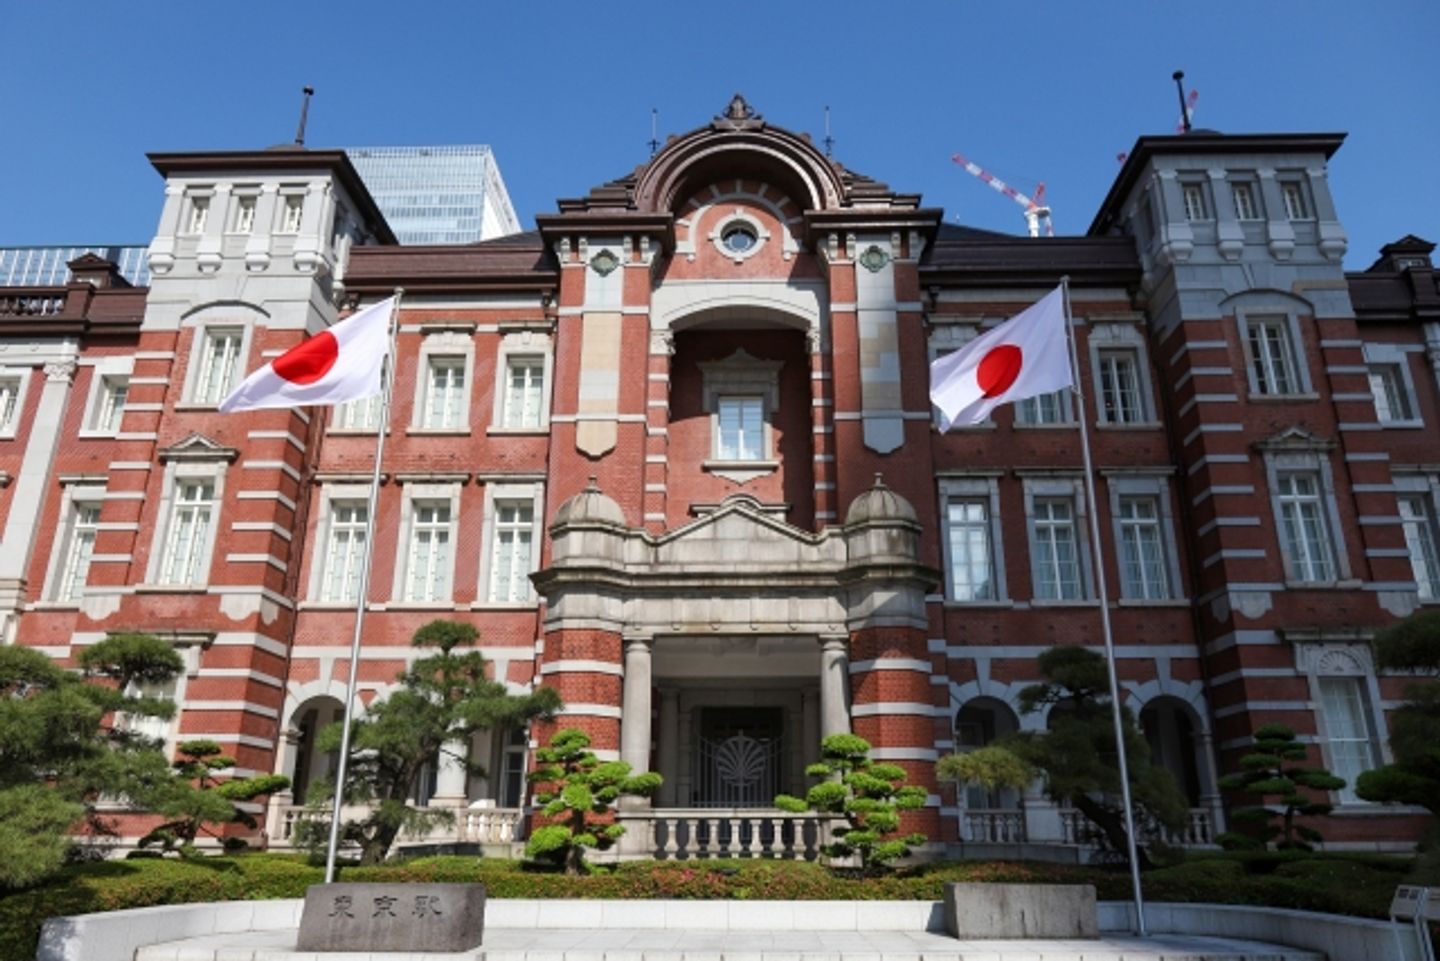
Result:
[1218, 723, 1345, 851]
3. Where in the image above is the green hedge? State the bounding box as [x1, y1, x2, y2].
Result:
[0, 853, 1415, 961]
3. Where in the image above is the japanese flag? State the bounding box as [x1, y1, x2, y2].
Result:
[219, 296, 395, 413]
[929, 285, 1073, 431]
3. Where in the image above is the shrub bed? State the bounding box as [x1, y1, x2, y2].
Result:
[0, 853, 1415, 961]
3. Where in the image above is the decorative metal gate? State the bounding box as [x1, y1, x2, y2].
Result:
[696, 733, 782, 808]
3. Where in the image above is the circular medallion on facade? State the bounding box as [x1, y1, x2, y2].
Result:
[721, 223, 758, 255]
[589, 249, 620, 276]
[858, 244, 890, 273]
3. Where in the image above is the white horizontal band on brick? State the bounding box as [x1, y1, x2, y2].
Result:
[109, 461, 153, 470]
[1352, 484, 1399, 493]
[236, 491, 298, 511]
[816, 511, 836, 520]
[127, 376, 172, 385]
[89, 553, 135, 563]
[1208, 667, 1298, 687]
[1319, 339, 1364, 349]
[851, 702, 942, 717]
[813, 454, 836, 462]
[646, 428, 667, 437]
[1169, 340, 1228, 366]
[1365, 548, 1413, 558]
[133, 351, 178, 360]
[868, 747, 940, 761]
[182, 700, 281, 719]
[96, 522, 141, 531]
[1195, 517, 1262, 537]
[555, 703, 623, 719]
[1202, 549, 1267, 568]
[102, 491, 146, 500]
[813, 425, 834, 433]
[1214, 700, 1313, 719]
[939, 642, 1204, 659]
[1187, 453, 1251, 475]
[540, 660, 624, 676]
[645, 455, 667, 463]
[1358, 515, 1403, 526]
[224, 553, 288, 572]
[115, 432, 159, 441]
[197, 668, 284, 689]
[1192, 485, 1255, 506]
[849, 657, 932, 674]
[1331, 392, 1377, 402]
[242, 460, 303, 483]
[1338, 423, 1382, 432]
[176, 732, 275, 750]
[1174, 367, 1234, 391]
[1345, 452, 1390, 461]
[1176, 394, 1240, 418]
[1182, 424, 1244, 446]
[643, 513, 666, 522]
[1325, 365, 1369, 375]
[549, 413, 648, 424]
[120, 402, 164, 412]
[230, 521, 293, 541]
[246, 430, 308, 453]
[211, 632, 289, 659]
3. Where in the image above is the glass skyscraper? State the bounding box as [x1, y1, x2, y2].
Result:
[345, 145, 521, 245]
[0, 245, 150, 287]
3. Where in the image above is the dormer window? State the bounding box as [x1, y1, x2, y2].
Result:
[233, 195, 257, 234]
[1281, 181, 1309, 220]
[185, 195, 210, 235]
[280, 194, 305, 234]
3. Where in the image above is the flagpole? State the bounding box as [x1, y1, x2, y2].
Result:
[1059, 276, 1147, 935]
[323, 288, 403, 884]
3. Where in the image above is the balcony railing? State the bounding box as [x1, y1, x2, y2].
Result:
[962, 807, 1027, 843]
[618, 808, 835, 861]
[1060, 806, 1214, 848]
[0, 288, 66, 317]
[267, 801, 524, 850]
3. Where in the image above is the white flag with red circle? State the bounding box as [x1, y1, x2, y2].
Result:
[219, 296, 395, 413]
[928, 285, 1072, 431]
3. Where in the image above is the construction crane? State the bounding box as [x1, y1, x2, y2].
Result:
[950, 153, 1054, 238]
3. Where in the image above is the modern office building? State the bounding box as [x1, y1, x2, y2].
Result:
[1, 245, 150, 287]
[4, 97, 1437, 858]
[345, 144, 521, 245]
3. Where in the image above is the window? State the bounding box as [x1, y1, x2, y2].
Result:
[1097, 350, 1145, 424]
[403, 500, 452, 602]
[716, 395, 764, 460]
[90, 375, 129, 433]
[159, 479, 217, 584]
[501, 356, 544, 429]
[185, 196, 209, 235]
[1232, 183, 1259, 221]
[1032, 498, 1082, 600]
[116, 676, 179, 747]
[946, 499, 995, 601]
[1117, 496, 1170, 600]
[333, 394, 381, 431]
[320, 502, 368, 603]
[0, 375, 22, 432]
[1181, 183, 1206, 221]
[1015, 390, 1071, 425]
[1281, 181, 1309, 220]
[1368, 363, 1414, 424]
[233, 195, 257, 234]
[1245, 316, 1301, 395]
[422, 357, 467, 429]
[487, 501, 535, 602]
[498, 727, 529, 807]
[190, 327, 243, 405]
[280, 194, 304, 233]
[54, 499, 101, 602]
[1317, 676, 1379, 804]
[1276, 472, 1335, 583]
[1399, 495, 1440, 600]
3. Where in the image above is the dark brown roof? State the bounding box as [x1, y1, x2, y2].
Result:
[345, 233, 557, 296]
[922, 235, 1141, 288]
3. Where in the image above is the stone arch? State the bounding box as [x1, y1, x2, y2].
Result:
[1137, 694, 1210, 806]
[636, 128, 846, 217]
[279, 690, 347, 805]
[948, 679, 1035, 732]
[1123, 675, 1210, 733]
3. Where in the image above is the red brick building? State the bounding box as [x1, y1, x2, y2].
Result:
[5, 98, 1437, 857]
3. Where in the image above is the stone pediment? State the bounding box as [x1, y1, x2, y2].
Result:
[158, 432, 240, 463]
[644, 494, 842, 573]
[1253, 425, 1334, 452]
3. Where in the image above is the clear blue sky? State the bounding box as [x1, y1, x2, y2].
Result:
[2, 2, 1434, 268]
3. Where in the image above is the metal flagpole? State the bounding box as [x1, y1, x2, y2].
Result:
[323, 288, 403, 885]
[1059, 276, 1148, 935]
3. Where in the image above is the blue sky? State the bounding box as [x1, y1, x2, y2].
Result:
[2, 2, 1435, 268]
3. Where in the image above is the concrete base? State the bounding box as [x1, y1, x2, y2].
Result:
[943, 883, 1098, 939]
[296, 883, 485, 952]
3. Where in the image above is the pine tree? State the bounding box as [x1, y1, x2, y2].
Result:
[1218, 723, 1345, 851]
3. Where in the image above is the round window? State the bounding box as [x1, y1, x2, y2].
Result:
[721, 223, 758, 255]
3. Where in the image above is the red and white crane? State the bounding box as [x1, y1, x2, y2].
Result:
[950, 153, 1054, 238]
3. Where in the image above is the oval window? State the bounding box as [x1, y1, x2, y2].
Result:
[721, 223, 758, 255]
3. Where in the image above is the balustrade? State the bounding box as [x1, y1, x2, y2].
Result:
[619, 808, 832, 861]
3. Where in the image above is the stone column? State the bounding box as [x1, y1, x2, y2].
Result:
[818, 635, 851, 738]
[656, 687, 678, 807]
[801, 689, 820, 774]
[431, 738, 471, 804]
[621, 636, 654, 774]
[1196, 728, 1226, 836]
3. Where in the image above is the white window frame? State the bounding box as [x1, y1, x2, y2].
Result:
[332, 394, 383, 432]
[1297, 642, 1386, 806]
[938, 474, 1007, 603]
[114, 642, 202, 755]
[1280, 178, 1311, 221]
[1394, 473, 1440, 604]
[1105, 472, 1183, 603]
[0, 367, 32, 439]
[929, 323, 995, 430]
[41, 483, 105, 604]
[1362, 344, 1422, 428]
[698, 349, 782, 482]
[478, 481, 545, 606]
[411, 331, 474, 433]
[1237, 309, 1312, 397]
[1086, 322, 1158, 427]
[183, 324, 249, 407]
[1259, 444, 1349, 586]
[278, 190, 305, 234]
[183, 190, 212, 235]
[1022, 475, 1093, 603]
[308, 488, 372, 605]
[230, 189, 259, 235]
[147, 460, 228, 588]
[1013, 389, 1074, 427]
[392, 482, 461, 605]
[490, 328, 553, 433]
[79, 357, 134, 438]
[1181, 182, 1208, 222]
[1231, 181, 1261, 221]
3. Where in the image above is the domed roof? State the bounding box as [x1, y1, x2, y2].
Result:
[845, 474, 918, 526]
[552, 477, 626, 527]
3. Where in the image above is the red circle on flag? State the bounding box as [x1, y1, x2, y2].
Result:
[977, 344, 1023, 398]
[273, 331, 339, 385]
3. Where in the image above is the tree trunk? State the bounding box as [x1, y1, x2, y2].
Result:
[1072, 794, 1152, 869]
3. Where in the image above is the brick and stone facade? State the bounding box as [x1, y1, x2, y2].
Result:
[5, 97, 1438, 854]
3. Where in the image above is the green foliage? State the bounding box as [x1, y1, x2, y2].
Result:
[524, 728, 661, 875]
[936, 745, 1034, 792]
[1355, 612, 1440, 818]
[139, 740, 289, 855]
[774, 733, 927, 873]
[302, 620, 561, 866]
[0, 635, 182, 890]
[998, 646, 1188, 868]
[1219, 724, 1345, 851]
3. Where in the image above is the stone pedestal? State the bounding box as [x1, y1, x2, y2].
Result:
[942, 882, 1097, 939]
[297, 882, 485, 952]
